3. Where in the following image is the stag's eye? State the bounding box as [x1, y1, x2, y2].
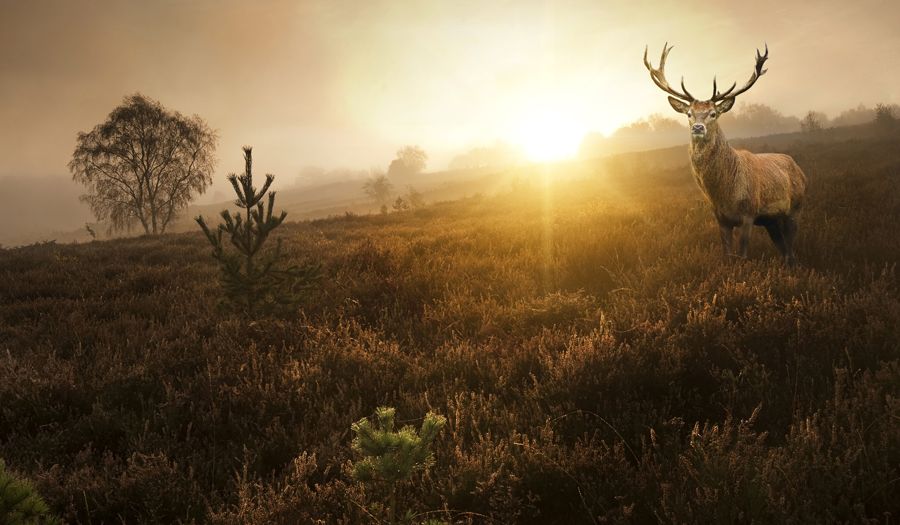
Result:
[710, 111, 717, 118]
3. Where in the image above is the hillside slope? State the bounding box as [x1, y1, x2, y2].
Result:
[1, 125, 899, 523]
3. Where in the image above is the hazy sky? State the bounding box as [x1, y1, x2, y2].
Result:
[1, 0, 898, 181]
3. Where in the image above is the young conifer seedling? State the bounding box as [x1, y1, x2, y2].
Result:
[0, 459, 59, 525]
[196, 146, 319, 316]
[351, 407, 446, 524]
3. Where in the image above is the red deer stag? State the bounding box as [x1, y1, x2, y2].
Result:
[643, 43, 807, 266]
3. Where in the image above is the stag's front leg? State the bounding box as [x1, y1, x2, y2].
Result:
[737, 216, 753, 258]
[717, 220, 734, 256]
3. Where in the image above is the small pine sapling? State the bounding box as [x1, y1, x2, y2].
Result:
[196, 146, 320, 316]
[0, 459, 59, 525]
[351, 407, 446, 524]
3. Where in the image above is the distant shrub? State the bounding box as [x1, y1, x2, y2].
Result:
[392, 196, 410, 212]
[363, 173, 394, 208]
[0, 459, 58, 525]
[405, 186, 425, 209]
[196, 146, 319, 316]
[875, 103, 897, 130]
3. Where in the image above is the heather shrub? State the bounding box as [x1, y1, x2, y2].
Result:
[208, 453, 362, 525]
[0, 127, 898, 522]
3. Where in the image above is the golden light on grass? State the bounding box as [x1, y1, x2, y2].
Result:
[540, 166, 555, 291]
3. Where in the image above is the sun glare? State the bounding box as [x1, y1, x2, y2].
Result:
[512, 109, 586, 162]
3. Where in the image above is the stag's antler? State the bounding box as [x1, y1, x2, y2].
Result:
[643, 43, 695, 102]
[711, 44, 768, 102]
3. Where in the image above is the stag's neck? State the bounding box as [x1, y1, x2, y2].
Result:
[688, 126, 739, 200]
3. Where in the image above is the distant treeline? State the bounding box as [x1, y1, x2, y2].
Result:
[580, 102, 900, 158]
[290, 103, 900, 180]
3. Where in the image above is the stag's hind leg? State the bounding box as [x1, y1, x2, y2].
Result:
[757, 216, 787, 258]
[781, 215, 799, 267]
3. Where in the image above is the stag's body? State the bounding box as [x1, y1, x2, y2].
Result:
[690, 123, 806, 262]
[644, 43, 807, 265]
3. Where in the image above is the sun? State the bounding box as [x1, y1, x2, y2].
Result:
[511, 109, 586, 162]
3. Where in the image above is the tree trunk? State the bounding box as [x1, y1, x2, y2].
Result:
[150, 204, 159, 234]
[137, 212, 150, 235]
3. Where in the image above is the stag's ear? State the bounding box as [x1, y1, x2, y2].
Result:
[716, 98, 736, 114]
[668, 96, 691, 114]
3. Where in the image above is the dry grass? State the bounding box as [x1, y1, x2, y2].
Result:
[1, 124, 899, 523]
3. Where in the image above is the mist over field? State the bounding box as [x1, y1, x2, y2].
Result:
[2, 0, 900, 244]
[2, 99, 896, 247]
[2, 1, 900, 523]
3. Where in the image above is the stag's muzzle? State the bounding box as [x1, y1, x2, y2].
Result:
[691, 123, 706, 136]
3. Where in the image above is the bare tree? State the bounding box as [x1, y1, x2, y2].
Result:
[69, 93, 217, 234]
[800, 111, 826, 133]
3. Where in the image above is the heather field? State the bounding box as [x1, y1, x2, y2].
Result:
[2, 126, 899, 523]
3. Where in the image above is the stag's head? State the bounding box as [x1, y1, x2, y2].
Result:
[644, 43, 768, 141]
